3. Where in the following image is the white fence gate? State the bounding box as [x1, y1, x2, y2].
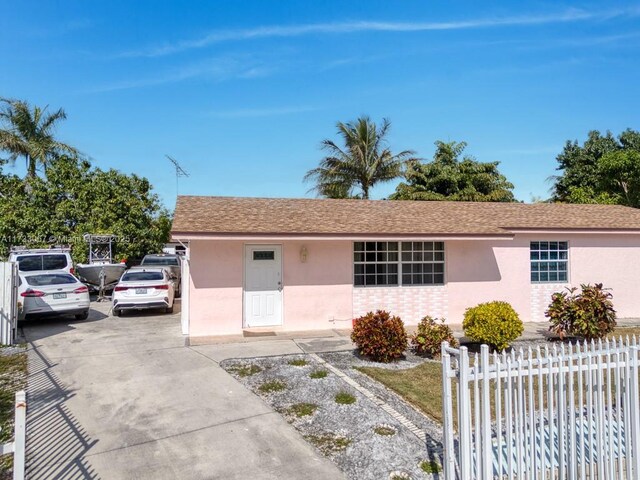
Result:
[441, 338, 640, 480]
[0, 262, 18, 345]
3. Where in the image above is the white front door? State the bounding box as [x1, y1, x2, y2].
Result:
[244, 245, 283, 327]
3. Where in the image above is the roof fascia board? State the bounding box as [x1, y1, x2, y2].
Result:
[171, 233, 515, 241]
[507, 228, 640, 235]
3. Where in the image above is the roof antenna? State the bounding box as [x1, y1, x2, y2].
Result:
[166, 155, 189, 196]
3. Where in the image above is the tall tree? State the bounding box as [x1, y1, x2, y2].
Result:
[552, 129, 640, 206]
[0, 156, 171, 262]
[304, 116, 417, 199]
[390, 140, 516, 202]
[0, 98, 80, 179]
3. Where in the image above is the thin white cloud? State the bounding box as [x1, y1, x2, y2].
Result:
[117, 7, 635, 58]
[209, 106, 321, 118]
[556, 31, 640, 47]
[89, 56, 273, 92]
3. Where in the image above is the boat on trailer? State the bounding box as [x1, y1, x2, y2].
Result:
[75, 234, 126, 300]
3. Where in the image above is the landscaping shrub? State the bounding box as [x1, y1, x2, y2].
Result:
[373, 424, 396, 436]
[420, 460, 442, 474]
[287, 402, 318, 417]
[463, 301, 523, 351]
[228, 364, 262, 377]
[334, 391, 357, 405]
[304, 433, 351, 455]
[258, 380, 287, 393]
[287, 358, 309, 367]
[351, 310, 408, 362]
[410, 316, 458, 358]
[546, 283, 616, 340]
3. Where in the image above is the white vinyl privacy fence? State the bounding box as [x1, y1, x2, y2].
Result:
[0, 262, 18, 345]
[441, 338, 640, 480]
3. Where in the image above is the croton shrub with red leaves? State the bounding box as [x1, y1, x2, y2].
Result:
[546, 283, 616, 340]
[351, 310, 408, 363]
[410, 316, 458, 358]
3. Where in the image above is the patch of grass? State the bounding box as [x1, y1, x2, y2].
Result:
[608, 326, 640, 340]
[287, 402, 318, 417]
[0, 353, 27, 443]
[0, 350, 27, 477]
[287, 358, 309, 367]
[373, 425, 396, 436]
[334, 391, 356, 405]
[304, 433, 352, 455]
[390, 473, 411, 480]
[228, 364, 262, 377]
[419, 460, 442, 473]
[258, 379, 287, 393]
[309, 369, 328, 379]
[357, 361, 443, 423]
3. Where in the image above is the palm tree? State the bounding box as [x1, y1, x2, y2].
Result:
[0, 98, 80, 179]
[305, 116, 417, 199]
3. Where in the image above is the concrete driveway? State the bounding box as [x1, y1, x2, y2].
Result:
[23, 301, 345, 480]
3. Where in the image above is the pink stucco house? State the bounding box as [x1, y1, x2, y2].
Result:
[171, 196, 640, 338]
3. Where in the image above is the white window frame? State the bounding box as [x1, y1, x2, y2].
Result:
[353, 241, 446, 287]
[353, 242, 399, 287]
[530, 241, 569, 283]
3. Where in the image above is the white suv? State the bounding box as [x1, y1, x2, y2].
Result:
[9, 247, 74, 275]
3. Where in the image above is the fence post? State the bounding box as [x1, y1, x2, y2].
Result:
[458, 346, 472, 480]
[13, 390, 25, 480]
[630, 346, 640, 479]
[441, 342, 456, 480]
[480, 345, 492, 480]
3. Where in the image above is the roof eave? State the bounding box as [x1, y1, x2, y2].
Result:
[171, 231, 515, 241]
[505, 228, 640, 234]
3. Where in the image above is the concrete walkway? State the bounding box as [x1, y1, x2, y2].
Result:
[23, 302, 345, 480]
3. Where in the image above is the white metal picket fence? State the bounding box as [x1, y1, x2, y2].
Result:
[441, 337, 640, 480]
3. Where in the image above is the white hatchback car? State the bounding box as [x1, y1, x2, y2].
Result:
[18, 271, 90, 321]
[112, 267, 175, 316]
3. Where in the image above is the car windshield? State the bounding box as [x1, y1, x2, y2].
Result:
[26, 273, 77, 286]
[142, 257, 179, 266]
[16, 254, 68, 271]
[122, 272, 163, 282]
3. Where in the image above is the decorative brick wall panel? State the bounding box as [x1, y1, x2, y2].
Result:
[352, 286, 448, 324]
[530, 283, 568, 322]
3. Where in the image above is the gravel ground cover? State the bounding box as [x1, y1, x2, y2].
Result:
[319, 350, 445, 451]
[317, 337, 552, 436]
[222, 354, 443, 480]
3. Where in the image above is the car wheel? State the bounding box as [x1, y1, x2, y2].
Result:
[165, 305, 174, 314]
[114, 309, 122, 317]
[175, 288, 181, 298]
[75, 311, 89, 321]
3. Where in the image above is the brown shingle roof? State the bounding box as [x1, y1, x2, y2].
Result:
[171, 196, 640, 237]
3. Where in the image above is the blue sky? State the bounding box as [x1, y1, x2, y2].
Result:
[1, 1, 639, 207]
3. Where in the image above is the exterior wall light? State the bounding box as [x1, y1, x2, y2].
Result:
[300, 245, 308, 263]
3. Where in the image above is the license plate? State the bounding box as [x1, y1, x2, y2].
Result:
[53, 293, 67, 299]
[135, 288, 147, 294]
